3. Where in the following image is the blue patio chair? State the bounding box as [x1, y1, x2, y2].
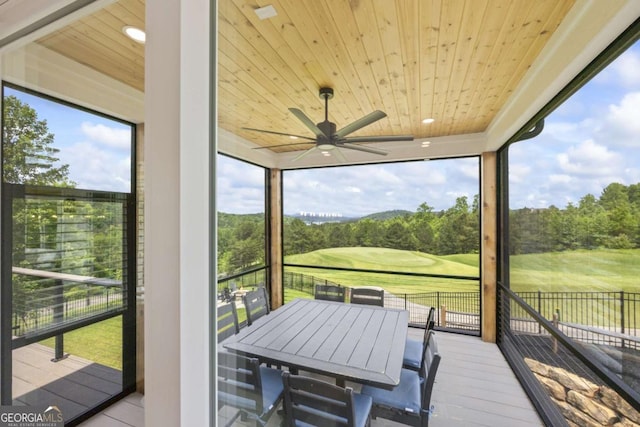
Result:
[217, 300, 240, 343]
[282, 371, 373, 427]
[314, 284, 346, 302]
[350, 287, 384, 307]
[361, 331, 441, 427]
[402, 306, 435, 371]
[217, 352, 284, 427]
[243, 286, 270, 326]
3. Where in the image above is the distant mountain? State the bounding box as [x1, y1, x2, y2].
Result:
[282, 210, 415, 224]
[360, 210, 413, 221]
[288, 213, 358, 225]
[220, 210, 414, 225]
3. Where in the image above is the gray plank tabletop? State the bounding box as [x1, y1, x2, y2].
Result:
[223, 298, 408, 389]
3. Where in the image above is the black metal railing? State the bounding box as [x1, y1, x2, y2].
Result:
[11, 267, 124, 338]
[498, 283, 640, 426]
[217, 266, 268, 302]
[282, 266, 481, 333]
[12, 285, 123, 337]
[517, 290, 640, 348]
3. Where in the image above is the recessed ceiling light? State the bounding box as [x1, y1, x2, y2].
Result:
[289, 135, 298, 140]
[321, 151, 331, 156]
[422, 118, 435, 124]
[421, 141, 431, 148]
[123, 26, 146, 44]
[255, 5, 277, 20]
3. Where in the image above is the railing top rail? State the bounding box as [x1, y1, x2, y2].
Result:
[12, 266, 121, 288]
[559, 321, 640, 343]
[518, 290, 640, 296]
[217, 265, 267, 282]
[284, 263, 479, 281]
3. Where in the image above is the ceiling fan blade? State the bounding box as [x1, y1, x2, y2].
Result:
[242, 127, 317, 141]
[333, 147, 348, 162]
[340, 143, 388, 156]
[335, 110, 387, 138]
[289, 108, 326, 138]
[344, 135, 414, 143]
[291, 147, 318, 162]
[252, 141, 315, 150]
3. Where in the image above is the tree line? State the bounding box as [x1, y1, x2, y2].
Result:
[282, 195, 480, 257]
[218, 195, 480, 274]
[219, 182, 640, 275]
[509, 182, 640, 254]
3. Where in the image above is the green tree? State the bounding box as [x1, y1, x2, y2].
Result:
[2, 95, 75, 186]
[383, 220, 415, 250]
[353, 219, 383, 247]
[576, 194, 608, 248]
[411, 203, 436, 253]
[600, 183, 636, 241]
[283, 218, 311, 255]
[436, 196, 477, 254]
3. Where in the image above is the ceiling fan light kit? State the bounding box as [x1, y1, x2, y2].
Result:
[245, 87, 414, 161]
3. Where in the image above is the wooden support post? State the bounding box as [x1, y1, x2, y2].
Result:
[481, 152, 497, 343]
[269, 169, 283, 309]
[441, 305, 447, 328]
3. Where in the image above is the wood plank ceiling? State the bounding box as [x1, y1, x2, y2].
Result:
[35, 0, 575, 154]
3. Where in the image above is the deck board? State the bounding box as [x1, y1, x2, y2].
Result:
[12, 343, 123, 424]
[75, 331, 543, 427]
[428, 331, 542, 427]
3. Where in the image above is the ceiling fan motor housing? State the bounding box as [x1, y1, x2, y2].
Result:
[319, 87, 334, 99]
[317, 121, 337, 140]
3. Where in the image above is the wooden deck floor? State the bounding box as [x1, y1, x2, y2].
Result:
[12, 344, 123, 424]
[75, 330, 543, 426]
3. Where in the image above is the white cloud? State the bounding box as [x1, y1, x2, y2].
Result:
[80, 122, 131, 150]
[600, 92, 640, 146]
[556, 139, 623, 177]
[548, 174, 573, 184]
[610, 49, 640, 88]
[593, 47, 640, 89]
[58, 142, 131, 192]
[508, 163, 531, 184]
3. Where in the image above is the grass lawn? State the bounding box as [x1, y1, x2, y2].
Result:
[285, 247, 480, 294]
[509, 249, 640, 292]
[41, 315, 122, 370]
[38, 248, 640, 370]
[285, 247, 640, 294]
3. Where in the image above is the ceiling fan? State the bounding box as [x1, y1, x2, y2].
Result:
[243, 87, 414, 162]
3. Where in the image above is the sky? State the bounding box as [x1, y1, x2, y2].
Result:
[5, 41, 638, 214]
[508, 42, 640, 209]
[220, 41, 640, 217]
[4, 86, 133, 193]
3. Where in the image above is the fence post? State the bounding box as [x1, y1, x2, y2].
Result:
[52, 279, 67, 362]
[537, 290, 542, 335]
[620, 291, 625, 349]
[552, 310, 559, 354]
[441, 305, 447, 328]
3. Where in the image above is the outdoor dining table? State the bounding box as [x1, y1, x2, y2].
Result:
[223, 298, 408, 389]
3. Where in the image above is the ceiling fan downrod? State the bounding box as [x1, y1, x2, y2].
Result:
[319, 87, 333, 123]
